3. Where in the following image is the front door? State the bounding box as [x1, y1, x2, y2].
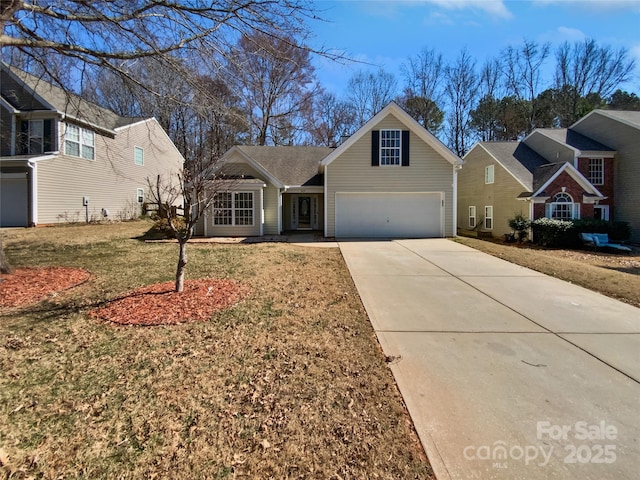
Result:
[290, 194, 319, 230]
[298, 196, 311, 228]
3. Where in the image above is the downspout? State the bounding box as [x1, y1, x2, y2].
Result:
[323, 165, 328, 238]
[452, 164, 461, 237]
[529, 200, 534, 243]
[27, 161, 37, 226]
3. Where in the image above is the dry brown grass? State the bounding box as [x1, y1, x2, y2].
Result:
[455, 236, 640, 308]
[0, 222, 431, 479]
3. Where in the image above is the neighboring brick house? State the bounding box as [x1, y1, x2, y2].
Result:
[571, 110, 640, 243]
[0, 63, 184, 227]
[459, 123, 615, 238]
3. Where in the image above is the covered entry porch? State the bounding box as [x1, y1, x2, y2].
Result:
[282, 188, 323, 232]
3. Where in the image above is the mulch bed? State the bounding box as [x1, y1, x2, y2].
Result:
[0, 267, 91, 308]
[89, 279, 249, 326]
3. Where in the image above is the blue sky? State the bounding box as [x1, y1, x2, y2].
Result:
[310, 0, 640, 96]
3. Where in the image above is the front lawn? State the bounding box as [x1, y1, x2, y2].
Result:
[0, 221, 431, 479]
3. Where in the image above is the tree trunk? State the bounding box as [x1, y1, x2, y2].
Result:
[0, 238, 12, 274]
[175, 240, 187, 292]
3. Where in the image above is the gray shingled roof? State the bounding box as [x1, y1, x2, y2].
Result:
[479, 142, 549, 190]
[1, 64, 141, 132]
[531, 162, 565, 194]
[594, 109, 640, 129]
[236, 145, 334, 186]
[536, 128, 613, 152]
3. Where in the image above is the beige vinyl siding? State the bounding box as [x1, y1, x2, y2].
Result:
[458, 146, 529, 237]
[36, 119, 183, 224]
[205, 186, 262, 236]
[263, 183, 279, 235]
[573, 115, 640, 242]
[524, 132, 575, 164]
[325, 114, 454, 237]
[214, 153, 279, 236]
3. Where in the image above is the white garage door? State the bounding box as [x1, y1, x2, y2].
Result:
[1, 173, 29, 227]
[335, 192, 443, 238]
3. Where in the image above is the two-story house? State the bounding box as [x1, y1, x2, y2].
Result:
[458, 117, 621, 239]
[0, 63, 184, 227]
[196, 102, 463, 238]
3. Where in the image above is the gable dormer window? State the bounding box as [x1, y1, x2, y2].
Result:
[371, 130, 410, 167]
[380, 129, 401, 166]
[64, 124, 95, 160]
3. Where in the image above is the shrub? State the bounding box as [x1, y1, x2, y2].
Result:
[153, 216, 186, 239]
[532, 218, 632, 247]
[531, 218, 576, 247]
[507, 212, 530, 242]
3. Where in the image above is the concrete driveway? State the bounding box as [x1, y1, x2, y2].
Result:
[339, 239, 640, 480]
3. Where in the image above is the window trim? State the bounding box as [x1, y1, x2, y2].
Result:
[134, 146, 144, 166]
[484, 206, 493, 230]
[28, 119, 44, 154]
[213, 191, 255, 227]
[136, 188, 144, 204]
[379, 129, 402, 167]
[64, 123, 95, 160]
[468, 206, 476, 228]
[587, 158, 604, 185]
[485, 165, 494, 184]
[546, 192, 580, 220]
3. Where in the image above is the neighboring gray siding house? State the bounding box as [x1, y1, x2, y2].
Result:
[0, 63, 184, 227]
[207, 102, 463, 239]
[571, 110, 640, 243]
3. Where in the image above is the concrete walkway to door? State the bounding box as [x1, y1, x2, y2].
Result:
[339, 239, 640, 480]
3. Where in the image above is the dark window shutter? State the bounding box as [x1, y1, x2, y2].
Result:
[401, 130, 410, 166]
[43, 119, 53, 152]
[371, 130, 380, 166]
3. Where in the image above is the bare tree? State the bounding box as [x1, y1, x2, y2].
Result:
[400, 48, 444, 133]
[1, 0, 332, 292]
[554, 39, 636, 126]
[502, 39, 551, 133]
[305, 92, 356, 147]
[444, 49, 478, 157]
[228, 31, 318, 146]
[470, 58, 503, 141]
[346, 69, 398, 126]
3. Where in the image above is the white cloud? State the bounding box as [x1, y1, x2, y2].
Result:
[424, 0, 513, 19]
[556, 26, 587, 42]
[533, 0, 640, 13]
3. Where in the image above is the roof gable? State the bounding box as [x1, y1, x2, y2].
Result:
[219, 145, 334, 187]
[530, 162, 604, 198]
[573, 109, 640, 131]
[1, 63, 143, 133]
[471, 141, 548, 191]
[320, 101, 461, 168]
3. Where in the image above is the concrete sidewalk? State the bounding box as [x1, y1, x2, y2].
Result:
[339, 239, 640, 480]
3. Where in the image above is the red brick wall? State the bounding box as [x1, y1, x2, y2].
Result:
[533, 170, 597, 219]
[576, 157, 614, 217]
